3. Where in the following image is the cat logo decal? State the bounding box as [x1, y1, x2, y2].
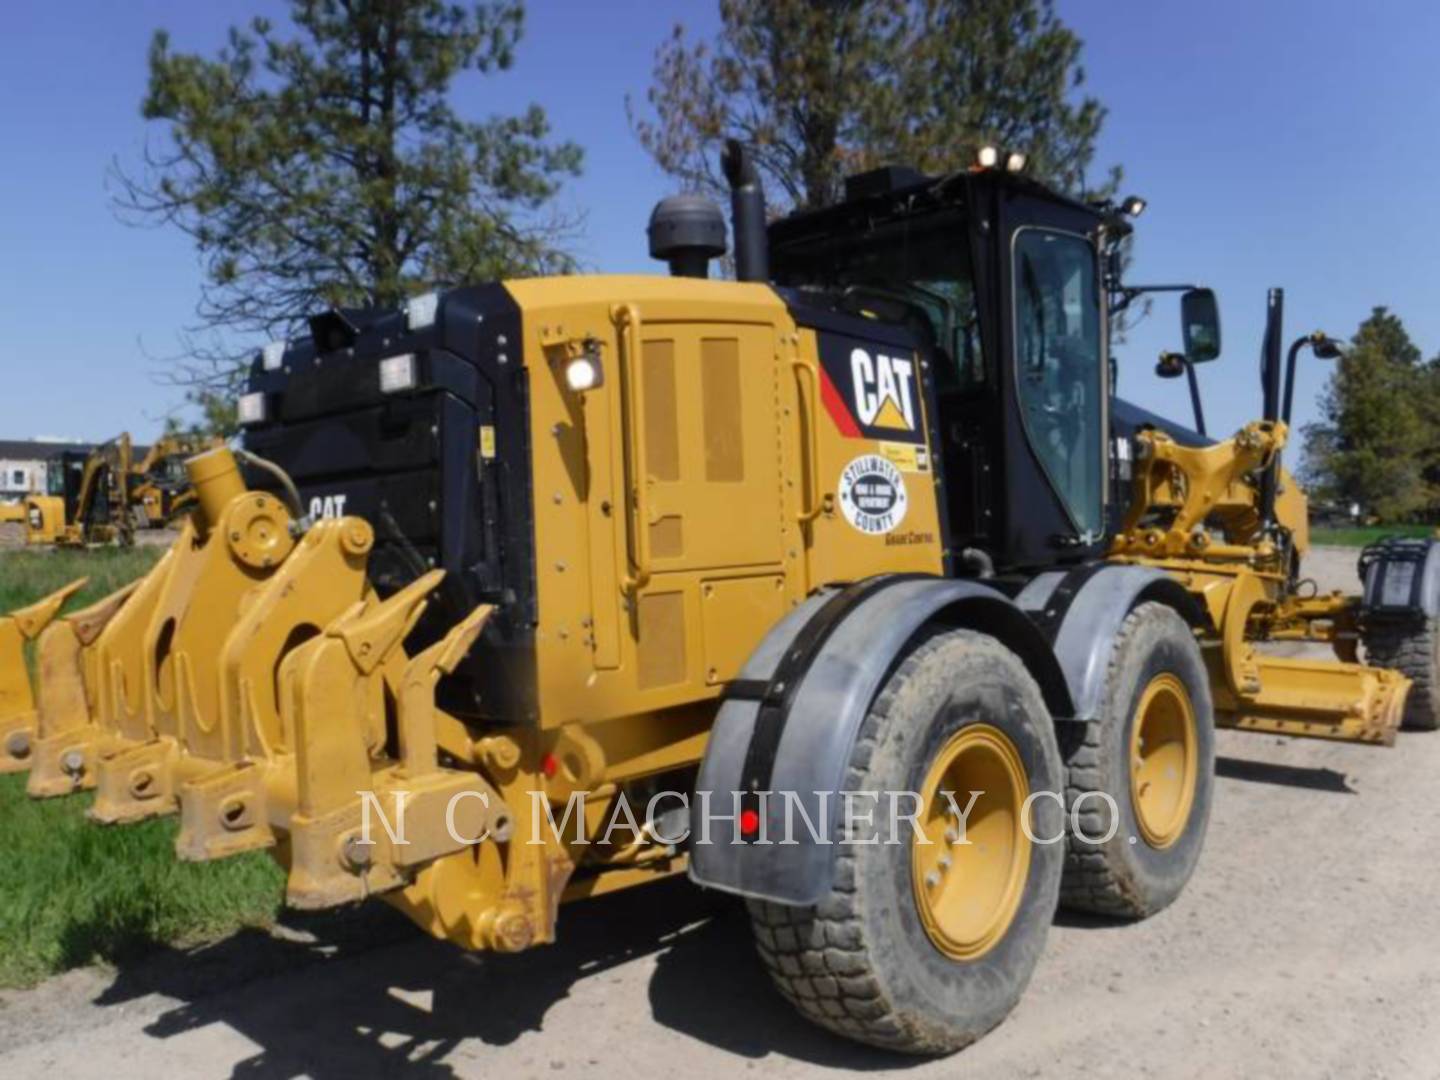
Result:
[814, 331, 925, 445]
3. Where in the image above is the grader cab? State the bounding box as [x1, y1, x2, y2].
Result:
[3, 142, 1436, 1055]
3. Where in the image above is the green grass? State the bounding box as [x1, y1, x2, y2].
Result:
[1311, 524, 1436, 548]
[0, 545, 167, 616]
[0, 544, 284, 988]
[0, 775, 283, 987]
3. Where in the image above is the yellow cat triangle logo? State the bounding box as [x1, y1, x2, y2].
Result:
[873, 397, 912, 430]
[850, 348, 918, 433]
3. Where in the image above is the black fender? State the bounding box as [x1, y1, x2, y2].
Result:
[1358, 537, 1440, 619]
[688, 575, 1072, 906]
[1015, 563, 1204, 723]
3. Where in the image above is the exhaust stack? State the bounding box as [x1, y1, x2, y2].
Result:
[722, 139, 769, 283]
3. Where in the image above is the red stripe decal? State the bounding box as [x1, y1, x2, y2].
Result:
[818, 365, 861, 438]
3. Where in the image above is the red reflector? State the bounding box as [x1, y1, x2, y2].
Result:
[739, 808, 761, 836]
[541, 753, 559, 779]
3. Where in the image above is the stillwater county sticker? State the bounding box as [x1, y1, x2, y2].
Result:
[838, 454, 909, 535]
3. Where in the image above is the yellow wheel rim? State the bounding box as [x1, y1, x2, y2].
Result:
[1130, 673, 1198, 849]
[912, 724, 1031, 962]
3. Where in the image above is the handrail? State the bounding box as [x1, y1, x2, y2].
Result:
[792, 358, 824, 523]
[612, 303, 652, 591]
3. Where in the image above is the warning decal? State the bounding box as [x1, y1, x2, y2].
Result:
[838, 454, 909, 535]
[878, 441, 930, 473]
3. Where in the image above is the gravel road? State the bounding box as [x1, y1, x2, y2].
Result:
[2, 547, 1437, 1079]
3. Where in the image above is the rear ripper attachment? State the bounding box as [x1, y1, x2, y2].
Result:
[0, 578, 88, 771]
[2, 447, 526, 916]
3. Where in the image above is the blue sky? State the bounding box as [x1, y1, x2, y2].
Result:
[2, 0, 1438, 444]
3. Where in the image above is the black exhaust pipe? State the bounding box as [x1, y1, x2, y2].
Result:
[722, 139, 769, 282]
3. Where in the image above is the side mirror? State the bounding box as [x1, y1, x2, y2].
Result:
[1180, 288, 1221, 363]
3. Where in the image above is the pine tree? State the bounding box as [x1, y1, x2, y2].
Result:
[116, 0, 582, 409]
[1302, 307, 1433, 521]
[629, 0, 1112, 212]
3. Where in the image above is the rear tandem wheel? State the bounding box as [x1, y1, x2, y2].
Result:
[1363, 617, 1440, 731]
[1060, 601, 1215, 919]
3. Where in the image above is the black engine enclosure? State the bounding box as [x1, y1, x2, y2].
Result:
[241, 284, 537, 723]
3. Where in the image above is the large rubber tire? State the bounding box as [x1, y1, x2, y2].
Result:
[746, 628, 1065, 1055]
[1363, 619, 1440, 731]
[1061, 602, 1214, 919]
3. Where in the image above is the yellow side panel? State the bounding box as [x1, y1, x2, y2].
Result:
[505, 276, 945, 736]
[701, 574, 787, 684]
[505, 276, 807, 730]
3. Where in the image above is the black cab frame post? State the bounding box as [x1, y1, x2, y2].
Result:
[1184, 362, 1208, 437]
[1259, 287, 1284, 529]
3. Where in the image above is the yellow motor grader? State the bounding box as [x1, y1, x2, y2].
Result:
[1, 143, 1434, 1055]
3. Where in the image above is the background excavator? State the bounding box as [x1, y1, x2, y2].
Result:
[23, 436, 134, 547]
[126, 434, 224, 530]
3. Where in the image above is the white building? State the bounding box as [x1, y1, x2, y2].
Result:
[0, 440, 94, 501]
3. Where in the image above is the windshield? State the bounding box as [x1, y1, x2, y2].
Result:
[772, 207, 983, 392]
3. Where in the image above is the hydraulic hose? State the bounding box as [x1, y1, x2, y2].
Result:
[232, 448, 312, 535]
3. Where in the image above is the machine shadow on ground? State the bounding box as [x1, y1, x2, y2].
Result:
[1214, 755, 1356, 794]
[92, 877, 920, 1077]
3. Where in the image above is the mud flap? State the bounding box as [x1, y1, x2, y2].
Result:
[690, 576, 1070, 906]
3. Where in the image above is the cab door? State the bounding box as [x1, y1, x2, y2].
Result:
[988, 190, 1110, 568]
[1012, 227, 1106, 542]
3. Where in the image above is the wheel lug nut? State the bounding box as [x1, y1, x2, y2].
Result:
[924, 871, 941, 888]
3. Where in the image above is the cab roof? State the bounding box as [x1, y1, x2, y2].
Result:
[768, 165, 1105, 250]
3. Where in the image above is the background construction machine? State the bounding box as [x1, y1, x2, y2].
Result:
[23, 437, 134, 546]
[1, 142, 1435, 1056]
[126, 434, 223, 529]
[16, 433, 219, 546]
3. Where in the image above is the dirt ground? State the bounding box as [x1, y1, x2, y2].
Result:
[2, 546, 1437, 1079]
[0, 523, 178, 549]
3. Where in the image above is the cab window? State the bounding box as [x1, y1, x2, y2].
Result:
[772, 208, 984, 393]
[1013, 229, 1104, 538]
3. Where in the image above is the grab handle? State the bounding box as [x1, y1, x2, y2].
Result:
[792, 358, 826, 523]
[612, 304, 652, 591]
